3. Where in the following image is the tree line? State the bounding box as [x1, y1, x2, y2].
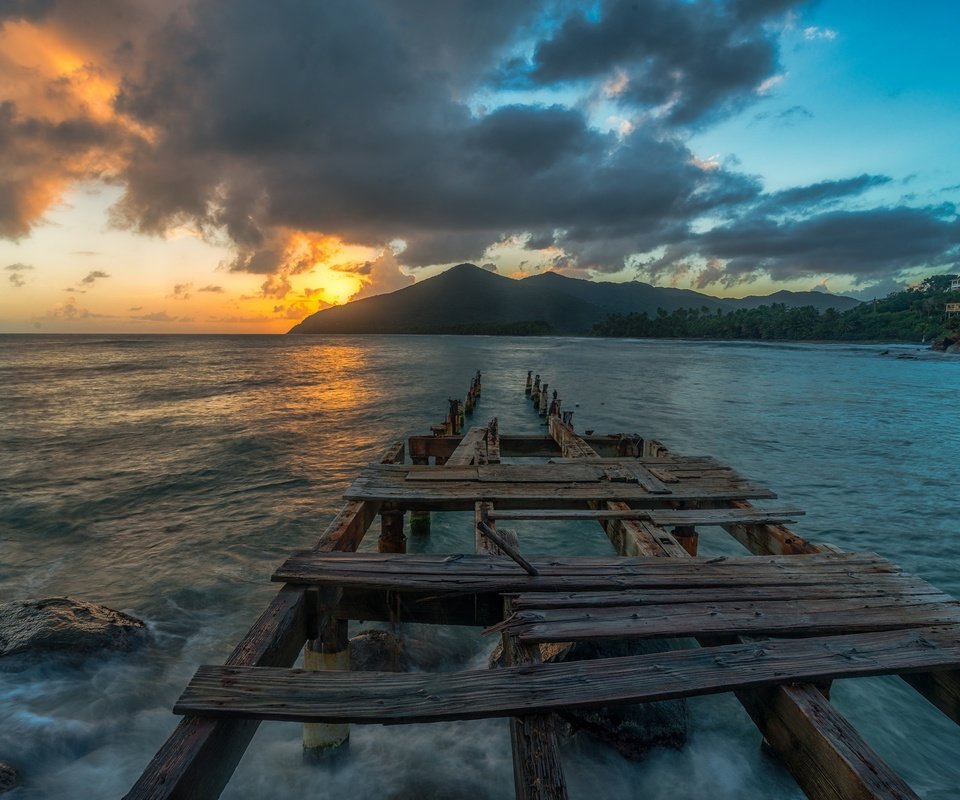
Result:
[591, 275, 960, 342]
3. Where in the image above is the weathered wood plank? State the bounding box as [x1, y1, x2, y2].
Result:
[446, 427, 488, 466]
[175, 625, 960, 725]
[487, 507, 804, 526]
[501, 595, 960, 644]
[273, 551, 901, 591]
[509, 578, 943, 610]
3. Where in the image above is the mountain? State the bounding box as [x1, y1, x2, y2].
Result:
[288, 263, 860, 335]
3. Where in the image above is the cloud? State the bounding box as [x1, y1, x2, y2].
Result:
[79, 269, 110, 285]
[129, 310, 181, 322]
[0, 0, 956, 302]
[333, 250, 414, 300]
[5, 262, 33, 287]
[198, 284, 224, 292]
[802, 26, 837, 41]
[518, 0, 796, 124]
[44, 295, 112, 318]
[168, 282, 191, 299]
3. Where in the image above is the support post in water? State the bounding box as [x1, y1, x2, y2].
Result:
[532, 374, 541, 405]
[539, 383, 549, 416]
[672, 525, 699, 556]
[525, 370, 533, 396]
[378, 504, 406, 553]
[303, 617, 349, 760]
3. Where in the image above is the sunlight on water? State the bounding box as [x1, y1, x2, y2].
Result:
[1, 334, 959, 798]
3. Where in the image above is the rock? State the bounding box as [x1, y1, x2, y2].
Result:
[0, 597, 148, 660]
[930, 336, 957, 352]
[488, 637, 689, 760]
[0, 761, 20, 793]
[557, 640, 688, 760]
[349, 629, 407, 671]
[946, 343, 960, 354]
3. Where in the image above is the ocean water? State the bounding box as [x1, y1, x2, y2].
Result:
[1, 333, 960, 799]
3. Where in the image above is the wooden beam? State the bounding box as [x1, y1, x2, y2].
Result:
[738, 685, 920, 800]
[174, 625, 960, 725]
[477, 500, 567, 800]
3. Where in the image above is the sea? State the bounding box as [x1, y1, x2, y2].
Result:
[2, 333, 960, 799]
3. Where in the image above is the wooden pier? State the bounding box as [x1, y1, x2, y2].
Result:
[127, 371, 960, 800]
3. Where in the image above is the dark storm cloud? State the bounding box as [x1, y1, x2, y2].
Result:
[687, 206, 960, 287]
[0, 0, 56, 21]
[2, 0, 958, 295]
[758, 174, 892, 214]
[521, 0, 798, 124]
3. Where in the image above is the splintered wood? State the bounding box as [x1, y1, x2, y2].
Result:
[130, 371, 960, 800]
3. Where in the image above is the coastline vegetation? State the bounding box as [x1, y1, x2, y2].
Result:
[591, 274, 960, 342]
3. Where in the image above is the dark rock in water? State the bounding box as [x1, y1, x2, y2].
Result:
[350, 628, 470, 672]
[487, 637, 689, 759]
[0, 762, 19, 793]
[0, 597, 148, 660]
[350, 630, 407, 672]
[946, 343, 960, 355]
[555, 640, 689, 760]
[930, 336, 957, 352]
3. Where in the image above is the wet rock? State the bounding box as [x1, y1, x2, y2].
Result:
[0, 597, 148, 660]
[0, 761, 20, 793]
[930, 336, 957, 352]
[349, 629, 407, 671]
[946, 343, 960, 354]
[556, 640, 689, 759]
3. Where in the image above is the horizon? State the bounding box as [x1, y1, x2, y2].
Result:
[1, 1, 958, 333]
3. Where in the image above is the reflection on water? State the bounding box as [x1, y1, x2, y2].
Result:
[1, 334, 959, 798]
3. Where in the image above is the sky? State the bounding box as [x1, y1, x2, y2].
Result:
[0, 0, 958, 333]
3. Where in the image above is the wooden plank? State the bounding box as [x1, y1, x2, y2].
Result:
[501, 595, 960, 644]
[445, 427, 488, 466]
[509, 578, 943, 610]
[174, 625, 960, 725]
[272, 552, 903, 593]
[486, 507, 804, 526]
[343, 484, 776, 510]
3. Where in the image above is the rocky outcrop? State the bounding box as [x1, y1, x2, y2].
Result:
[0, 762, 19, 794]
[488, 638, 689, 760]
[553, 639, 689, 760]
[930, 335, 958, 351]
[0, 598, 148, 660]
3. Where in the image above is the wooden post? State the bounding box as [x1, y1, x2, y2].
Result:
[672, 525, 699, 556]
[539, 383, 549, 416]
[303, 617, 349, 760]
[378, 504, 406, 553]
[525, 370, 533, 395]
[532, 374, 541, 405]
[548, 392, 560, 417]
